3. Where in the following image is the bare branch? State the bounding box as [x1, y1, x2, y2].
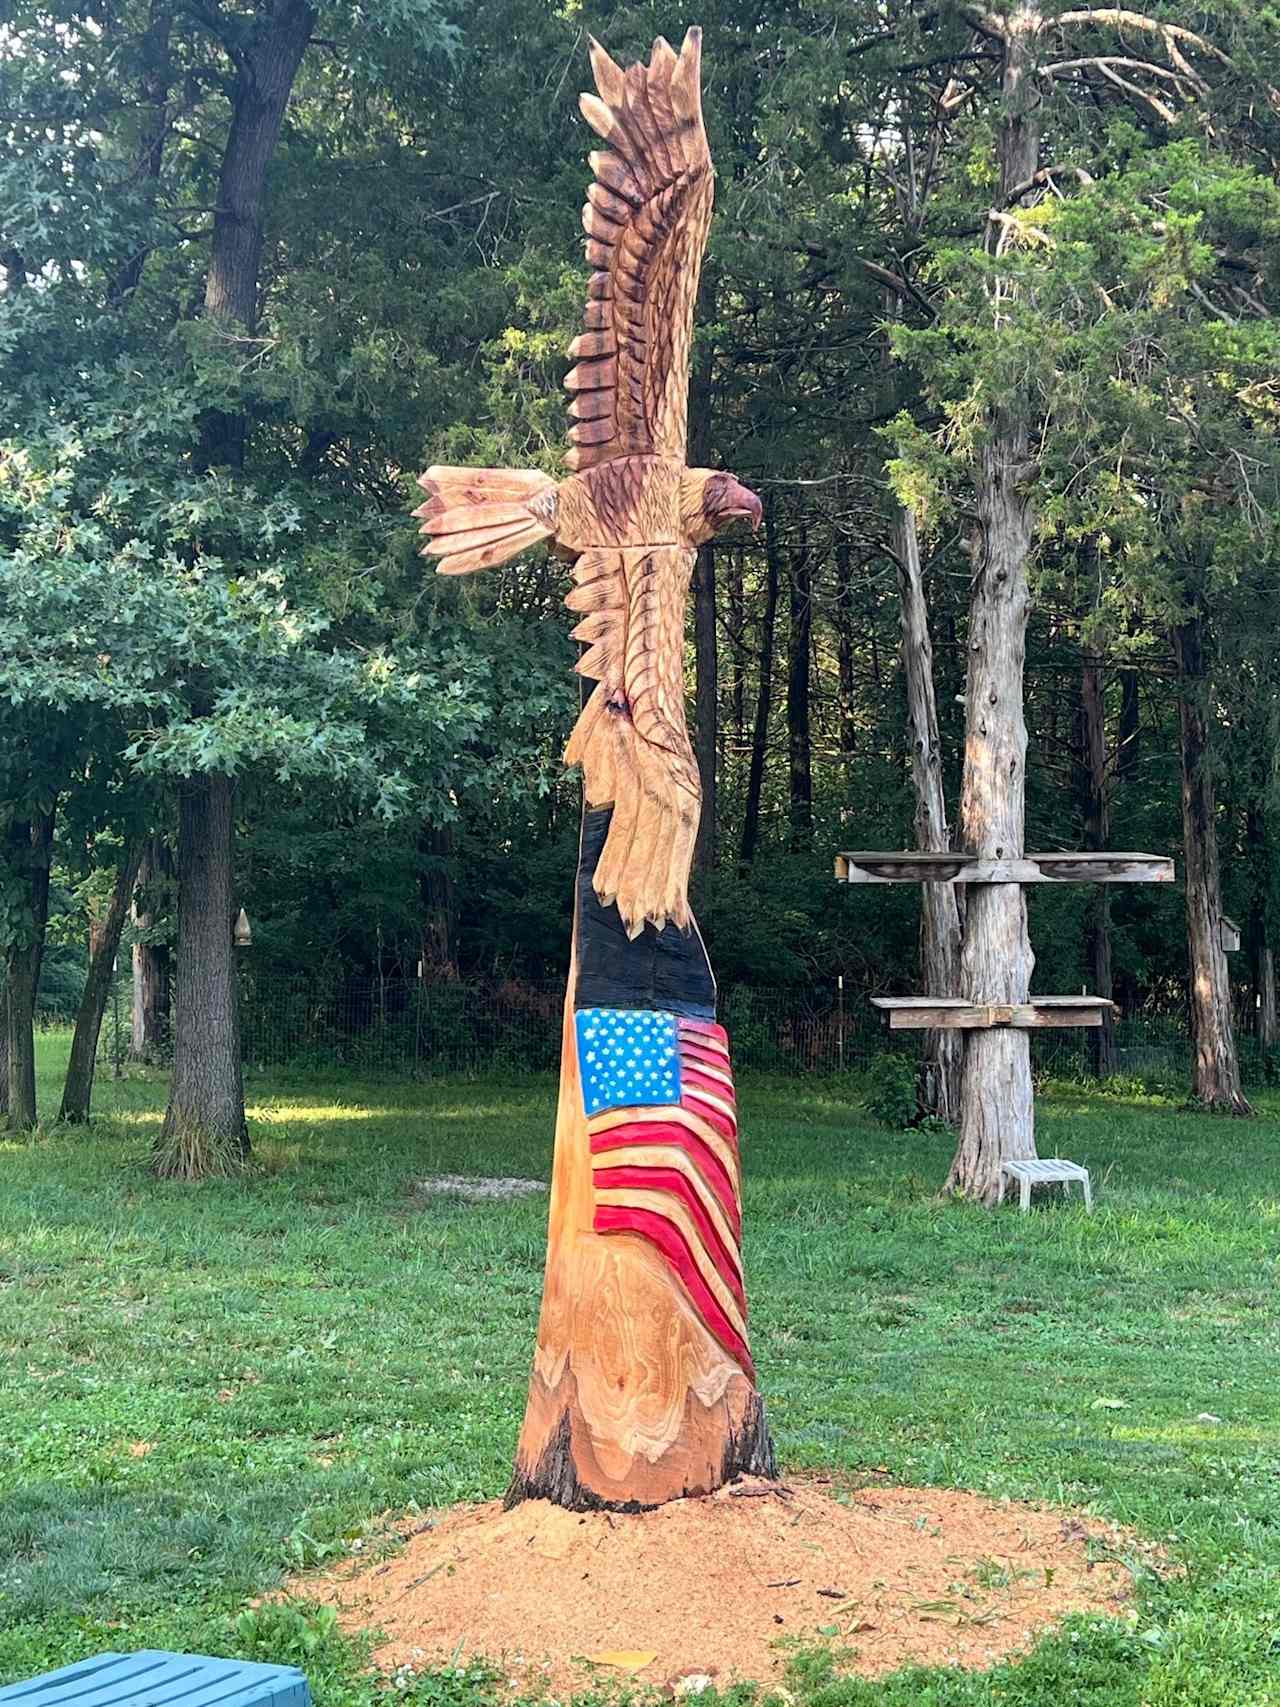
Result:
[1052, 11, 1233, 70]
[1002, 162, 1097, 204]
[1190, 279, 1236, 324]
[1044, 55, 1202, 91]
[859, 257, 938, 319]
[1047, 58, 1179, 122]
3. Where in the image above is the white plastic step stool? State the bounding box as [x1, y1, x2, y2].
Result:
[1000, 1157, 1093, 1213]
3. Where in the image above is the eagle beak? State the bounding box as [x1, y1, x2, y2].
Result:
[721, 479, 763, 532]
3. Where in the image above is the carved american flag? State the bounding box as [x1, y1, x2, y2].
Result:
[574, 1007, 750, 1380]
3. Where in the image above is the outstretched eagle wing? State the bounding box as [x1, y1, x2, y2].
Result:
[565, 29, 713, 473]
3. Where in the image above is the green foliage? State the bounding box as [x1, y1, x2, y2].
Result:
[234, 1603, 346, 1669]
[861, 1053, 920, 1130]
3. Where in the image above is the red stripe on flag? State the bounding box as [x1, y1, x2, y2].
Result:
[681, 1065, 737, 1107]
[593, 1165, 745, 1308]
[678, 1018, 730, 1048]
[682, 1090, 737, 1143]
[593, 1203, 755, 1380]
[588, 1123, 740, 1233]
[677, 1040, 733, 1072]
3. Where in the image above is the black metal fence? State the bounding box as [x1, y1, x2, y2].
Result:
[94, 970, 1273, 1087]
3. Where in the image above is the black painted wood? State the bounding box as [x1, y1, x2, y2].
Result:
[573, 808, 716, 1019]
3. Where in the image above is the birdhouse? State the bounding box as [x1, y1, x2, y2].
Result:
[233, 908, 252, 948]
[1219, 915, 1241, 954]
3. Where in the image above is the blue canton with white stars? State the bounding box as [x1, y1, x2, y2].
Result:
[575, 1008, 682, 1117]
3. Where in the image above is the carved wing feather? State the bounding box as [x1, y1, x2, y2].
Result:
[565, 29, 713, 474]
[565, 546, 700, 937]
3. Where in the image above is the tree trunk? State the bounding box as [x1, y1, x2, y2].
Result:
[508, 807, 774, 1508]
[894, 508, 963, 1126]
[1246, 806, 1276, 1049]
[0, 978, 8, 1118]
[1117, 665, 1140, 784]
[728, 548, 746, 747]
[157, 775, 249, 1175]
[131, 835, 172, 1059]
[946, 8, 1041, 1204]
[835, 537, 858, 765]
[689, 265, 717, 880]
[1079, 652, 1117, 1077]
[418, 823, 458, 979]
[5, 808, 55, 1131]
[109, 2, 175, 302]
[786, 536, 812, 849]
[1173, 610, 1250, 1113]
[197, 0, 316, 469]
[1257, 947, 1277, 1049]
[60, 841, 144, 1123]
[693, 543, 718, 876]
[739, 500, 781, 869]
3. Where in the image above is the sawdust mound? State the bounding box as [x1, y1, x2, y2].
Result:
[299, 1477, 1140, 1696]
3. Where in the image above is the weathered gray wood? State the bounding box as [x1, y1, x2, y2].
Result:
[1030, 853, 1174, 884]
[871, 996, 1113, 1030]
[835, 851, 1173, 885]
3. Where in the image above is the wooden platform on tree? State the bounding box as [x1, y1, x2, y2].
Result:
[870, 996, 1116, 1030]
[834, 851, 1173, 885]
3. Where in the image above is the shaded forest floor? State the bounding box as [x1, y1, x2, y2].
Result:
[1, 1036, 1278, 1705]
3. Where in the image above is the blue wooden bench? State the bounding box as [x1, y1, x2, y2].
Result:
[0, 1654, 310, 1707]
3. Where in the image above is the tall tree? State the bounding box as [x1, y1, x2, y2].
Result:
[945, 3, 1042, 1202]
[740, 500, 782, 869]
[131, 837, 173, 1060]
[3, 809, 54, 1130]
[894, 509, 964, 1124]
[60, 841, 145, 1124]
[786, 533, 814, 848]
[158, 0, 318, 1174]
[1174, 606, 1251, 1113]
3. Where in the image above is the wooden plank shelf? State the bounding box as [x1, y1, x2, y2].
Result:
[835, 851, 1173, 885]
[870, 996, 1116, 1031]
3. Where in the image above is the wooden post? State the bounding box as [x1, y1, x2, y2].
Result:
[416, 29, 774, 1507]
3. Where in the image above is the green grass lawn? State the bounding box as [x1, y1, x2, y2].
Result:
[2, 1033, 1279, 1707]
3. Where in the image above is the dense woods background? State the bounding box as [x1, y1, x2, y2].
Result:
[4, 0, 1280, 1146]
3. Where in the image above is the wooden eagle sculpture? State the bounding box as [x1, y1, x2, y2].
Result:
[417, 26, 761, 941]
[415, 28, 773, 1510]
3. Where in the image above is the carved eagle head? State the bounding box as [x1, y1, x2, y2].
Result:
[680, 468, 763, 545]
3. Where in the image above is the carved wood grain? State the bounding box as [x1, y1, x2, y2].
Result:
[508, 966, 773, 1509]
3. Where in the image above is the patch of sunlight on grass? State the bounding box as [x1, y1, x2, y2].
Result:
[1112, 1421, 1272, 1447]
[249, 1101, 380, 1122]
[243, 1098, 550, 1124]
